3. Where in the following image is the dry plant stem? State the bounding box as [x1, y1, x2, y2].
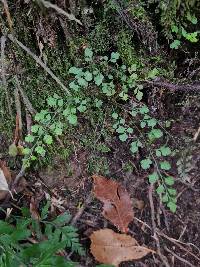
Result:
[71, 194, 92, 226]
[157, 230, 200, 262]
[15, 76, 36, 115]
[1, 36, 12, 117]
[134, 217, 200, 263]
[164, 246, 196, 267]
[14, 85, 22, 139]
[8, 34, 71, 95]
[39, 0, 82, 26]
[193, 125, 200, 142]
[148, 184, 170, 267]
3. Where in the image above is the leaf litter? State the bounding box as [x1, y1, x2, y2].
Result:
[0, 160, 13, 200]
[90, 229, 155, 267]
[91, 175, 154, 266]
[92, 175, 134, 233]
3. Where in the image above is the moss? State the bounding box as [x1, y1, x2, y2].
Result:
[88, 21, 112, 54]
[117, 30, 139, 66]
[128, 2, 147, 22]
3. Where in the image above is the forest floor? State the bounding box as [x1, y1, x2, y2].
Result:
[1, 1, 200, 267]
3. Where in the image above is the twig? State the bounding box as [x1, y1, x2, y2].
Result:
[14, 76, 36, 115]
[148, 184, 170, 267]
[134, 217, 152, 230]
[71, 194, 92, 226]
[8, 34, 71, 95]
[14, 85, 22, 143]
[39, 0, 82, 26]
[157, 230, 200, 262]
[131, 216, 200, 264]
[1, 35, 12, 117]
[193, 125, 200, 142]
[164, 246, 196, 267]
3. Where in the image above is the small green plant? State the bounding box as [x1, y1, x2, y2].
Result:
[0, 203, 84, 267]
[111, 102, 177, 212]
[170, 15, 198, 49]
[23, 49, 177, 212]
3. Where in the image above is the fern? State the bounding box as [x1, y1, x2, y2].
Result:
[0, 208, 84, 267]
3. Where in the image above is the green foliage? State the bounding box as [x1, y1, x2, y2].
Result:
[0, 205, 84, 267]
[140, 158, 152, 170]
[169, 16, 199, 49]
[151, 0, 199, 41]
[22, 49, 177, 213]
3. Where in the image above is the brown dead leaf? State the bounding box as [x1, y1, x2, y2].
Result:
[0, 160, 12, 200]
[0, 160, 12, 184]
[92, 175, 134, 233]
[90, 229, 154, 267]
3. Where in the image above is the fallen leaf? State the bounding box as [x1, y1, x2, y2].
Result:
[0, 160, 12, 184]
[0, 160, 12, 200]
[90, 229, 154, 266]
[92, 175, 134, 233]
[0, 169, 9, 192]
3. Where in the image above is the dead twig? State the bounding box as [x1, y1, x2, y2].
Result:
[148, 184, 170, 267]
[8, 34, 71, 95]
[132, 217, 200, 264]
[14, 76, 36, 116]
[39, 0, 82, 26]
[157, 230, 200, 263]
[1, 36, 12, 117]
[164, 246, 196, 267]
[14, 85, 22, 143]
[193, 125, 200, 142]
